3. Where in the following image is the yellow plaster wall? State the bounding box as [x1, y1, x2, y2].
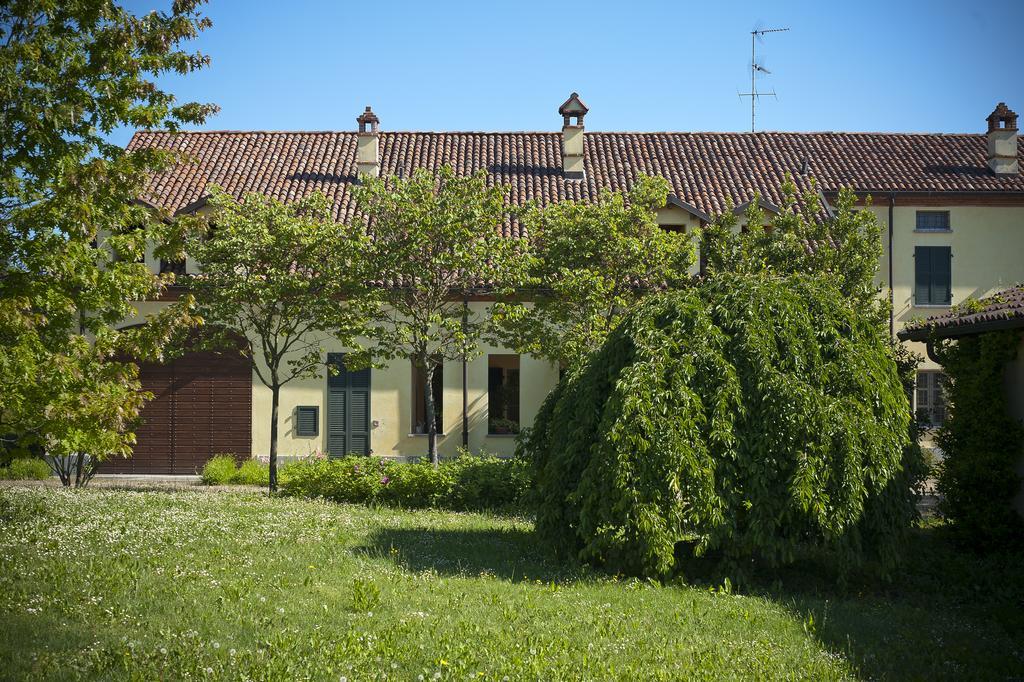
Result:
[868, 204, 1024, 370]
[248, 302, 561, 459]
[114, 202, 1024, 462]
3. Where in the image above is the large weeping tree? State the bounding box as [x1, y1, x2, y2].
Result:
[0, 0, 216, 485]
[352, 167, 528, 465]
[182, 190, 373, 492]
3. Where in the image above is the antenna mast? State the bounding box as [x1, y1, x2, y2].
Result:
[739, 26, 788, 132]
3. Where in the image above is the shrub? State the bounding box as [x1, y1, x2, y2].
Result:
[232, 459, 270, 486]
[934, 330, 1024, 547]
[200, 455, 238, 485]
[280, 452, 529, 511]
[0, 458, 52, 480]
[521, 273, 912, 579]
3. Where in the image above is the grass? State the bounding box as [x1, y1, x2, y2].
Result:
[0, 487, 1020, 680]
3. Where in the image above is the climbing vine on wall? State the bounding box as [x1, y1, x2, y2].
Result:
[934, 330, 1024, 547]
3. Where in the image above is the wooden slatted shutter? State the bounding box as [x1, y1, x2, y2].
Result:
[915, 246, 952, 305]
[295, 406, 318, 437]
[931, 246, 951, 305]
[326, 353, 371, 457]
[915, 246, 931, 304]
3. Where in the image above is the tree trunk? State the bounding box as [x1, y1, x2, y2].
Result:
[269, 383, 280, 493]
[424, 363, 438, 467]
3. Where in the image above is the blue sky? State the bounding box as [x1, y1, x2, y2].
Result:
[112, 0, 1024, 146]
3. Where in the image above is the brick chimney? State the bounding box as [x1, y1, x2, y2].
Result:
[986, 102, 1018, 175]
[356, 106, 380, 177]
[558, 93, 588, 180]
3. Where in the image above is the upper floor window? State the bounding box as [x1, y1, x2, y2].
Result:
[915, 370, 946, 427]
[914, 246, 951, 306]
[915, 211, 951, 232]
[159, 259, 186, 277]
[661, 224, 686, 234]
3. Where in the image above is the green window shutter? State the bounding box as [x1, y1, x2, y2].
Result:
[914, 247, 931, 304]
[915, 246, 951, 305]
[931, 246, 951, 305]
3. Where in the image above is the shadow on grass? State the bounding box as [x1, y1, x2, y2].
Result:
[752, 525, 1024, 680]
[354, 525, 583, 583]
[358, 521, 1024, 679]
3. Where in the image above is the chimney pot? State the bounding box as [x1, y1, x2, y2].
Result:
[986, 102, 1019, 176]
[558, 92, 589, 179]
[356, 106, 380, 177]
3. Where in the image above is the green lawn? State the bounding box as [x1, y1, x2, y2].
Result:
[0, 486, 1020, 680]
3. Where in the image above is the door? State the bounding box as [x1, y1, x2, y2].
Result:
[326, 353, 371, 457]
[104, 349, 252, 474]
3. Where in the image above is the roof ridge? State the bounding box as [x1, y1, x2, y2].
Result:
[129, 129, 990, 137]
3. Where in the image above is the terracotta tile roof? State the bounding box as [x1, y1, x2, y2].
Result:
[127, 130, 1024, 237]
[899, 285, 1024, 341]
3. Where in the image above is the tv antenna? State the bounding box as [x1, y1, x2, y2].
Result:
[739, 26, 789, 132]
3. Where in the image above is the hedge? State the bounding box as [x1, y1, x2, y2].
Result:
[279, 453, 529, 511]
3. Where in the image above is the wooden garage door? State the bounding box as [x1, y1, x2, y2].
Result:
[103, 350, 252, 475]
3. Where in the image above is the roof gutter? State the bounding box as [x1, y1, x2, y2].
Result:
[823, 189, 1024, 202]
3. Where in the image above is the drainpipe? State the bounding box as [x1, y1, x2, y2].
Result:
[462, 296, 469, 450]
[888, 194, 895, 339]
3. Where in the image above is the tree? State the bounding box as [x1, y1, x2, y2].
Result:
[182, 190, 372, 492]
[352, 166, 527, 465]
[702, 178, 928, 520]
[492, 175, 693, 371]
[523, 273, 911, 579]
[701, 178, 885, 324]
[0, 1, 216, 486]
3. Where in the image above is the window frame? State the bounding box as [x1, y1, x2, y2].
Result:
[487, 354, 521, 436]
[295, 406, 319, 437]
[915, 210, 952, 233]
[410, 360, 444, 436]
[915, 370, 946, 428]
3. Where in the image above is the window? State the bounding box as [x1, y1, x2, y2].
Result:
[915, 371, 946, 427]
[411, 361, 443, 434]
[488, 354, 520, 434]
[914, 246, 951, 305]
[915, 211, 951, 232]
[661, 224, 686, 234]
[160, 259, 186, 276]
[295, 406, 319, 437]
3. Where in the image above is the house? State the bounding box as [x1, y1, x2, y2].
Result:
[106, 96, 1024, 474]
[898, 285, 1024, 515]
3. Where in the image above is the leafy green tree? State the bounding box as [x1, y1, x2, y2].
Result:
[493, 175, 693, 371]
[182, 190, 373, 492]
[0, 0, 215, 486]
[702, 179, 885, 324]
[352, 166, 527, 465]
[703, 178, 927, 523]
[524, 273, 911, 579]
